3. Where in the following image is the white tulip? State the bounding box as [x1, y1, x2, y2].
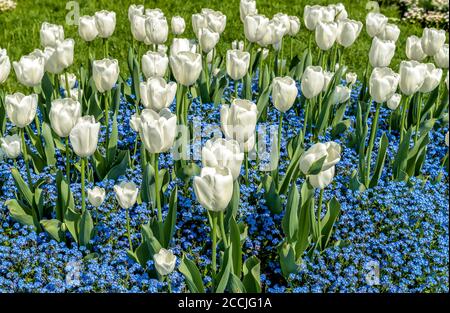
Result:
[140, 77, 177, 111]
[320, 6, 336, 23]
[130, 113, 140, 132]
[43, 39, 75, 74]
[95, 10, 116, 38]
[0, 134, 21, 159]
[142, 51, 168, 79]
[153, 248, 177, 276]
[240, 0, 258, 22]
[193, 166, 234, 212]
[191, 13, 208, 38]
[419, 63, 443, 93]
[226, 49, 250, 81]
[92, 58, 119, 93]
[5, 93, 38, 128]
[378, 23, 400, 42]
[336, 19, 363, 48]
[171, 16, 185, 35]
[169, 51, 202, 86]
[365, 12, 388, 38]
[232, 40, 245, 51]
[138, 108, 177, 154]
[205, 9, 226, 34]
[69, 116, 100, 158]
[78, 16, 99, 42]
[399, 60, 428, 96]
[405, 36, 426, 62]
[145, 8, 164, 19]
[259, 19, 286, 47]
[287, 16, 300, 36]
[114, 181, 139, 209]
[145, 16, 169, 45]
[301, 66, 325, 99]
[64, 88, 83, 102]
[198, 28, 220, 53]
[60, 73, 77, 90]
[369, 67, 400, 103]
[273, 13, 291, 33]
[387, 93, 401, 110]
[87, 186, 106, 207]
[369, 37, 396, 68]
[299, 141, 341, 175]
[434, 44, 449, 69]
[0, 48, 11, 84]
[332, 3, 348, 21]
[221, 99, 258, 146]
[202, 138, 244, 180]
[130, 14, 147, 42]
[421, 28, 446, 56]
[332, 85, 351, 104]
[272, 76, 298, 113]
[170, 38, 197, 57]
[309, 166, 335, 189]
[446, 131, 449, 147]
[323, 71, 334, 92]
[13, 52, 45, 87]
[128, 4, 144, 21]
[40, 22, 64, 47]
[244, 14, 269, 43]
[49, 98, 82, 138]
[315, 21, 338, 51]
[304, 5, 323, 31]
[346, 72, 357, 86]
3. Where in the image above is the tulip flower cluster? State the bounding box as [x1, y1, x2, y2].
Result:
[0, 0, 448, 294]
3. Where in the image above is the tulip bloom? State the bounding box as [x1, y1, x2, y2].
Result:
[78, 16, 99, 42]
[272, 76, 298, 113]
[169, 51, 202, 86]
[419, 63, 443, 93]
[378, 23, 400, 42]
[49, 98, 82, 138]
[198, 28, 220, 53]
[315, 21, 338, 51]
[434, 44, 449, 69]
[171, 16, 185, 35]
[128, 4, 144, 22]
[244, 14, 269, 43]
[405, 36, 426, 62]
[5, 93, 38, 128]
[0, 134, 21, 159]
[387, 93, 401, 110]
[336, 19, 362, 48]
[140, 77, 177, 111]
[130, 14, 147, 42]
[299, 142, 341, 175]
[365, 12, 388, 38]
[42, 39, 75, 74]
[95, 10, 116, 38]
[137, 108, 177, 154]
[226, 49, 250, 81]
[287, 16, 300, 36]
[170, 38, 197, 57]
[309, 166, 335, 189]
[205, 9, 227, 34]
[303, 5, 323, 31]
[221, 99, 258, 149]
[114, 181, 139, 209]
[301, 66, 325, 99]
[69, 116, 100, 158]
[13, 53, 45, 87]
[421, 28, 446, 56]
[40, 22, 64, 47]
[154, 248, 177, 276]
[332, 85, 351, 104]
[369, 37, 396, 68]
[346, 72, 357, 86]
[0, 48, 11, 84]
[202, 138, 244, 180]
[60, 73, 77, 90]
[399, 60, 428, 96]
[145, 16, 169, 45]
[92, 58, 119, 93]
[369, 67, 400, 103]
[142, 51, 168, 79]
[87, 186, 106, 207]
[240, 0, 258, 22]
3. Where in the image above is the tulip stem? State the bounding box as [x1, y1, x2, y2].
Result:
[365, 101, 382, 186]
[20, 128, 32, 186]
[81, 157, 86, 213]
[317, 188, 324, 250]
[400, 96, 410, 142]
[104, 92, 110, 148]
[244, 152, 249, 186]
[103, 38, 108, 58]
[65, 137, 70, 182]
[211, 212, 218, 275]
[219, 211, 228, 248]
[278, 113, 283, 155]
[154, 153, 162, 222]
[303, 100, 309, 137]
[414, 93, 422, 143]
[234, 80, 238, 99]
[126, 208, 133, 251]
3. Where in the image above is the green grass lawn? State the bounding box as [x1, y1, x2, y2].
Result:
[0, 0, 425, 91]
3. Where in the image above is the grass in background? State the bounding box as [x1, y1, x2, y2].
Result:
[0, 0, 425, 92]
